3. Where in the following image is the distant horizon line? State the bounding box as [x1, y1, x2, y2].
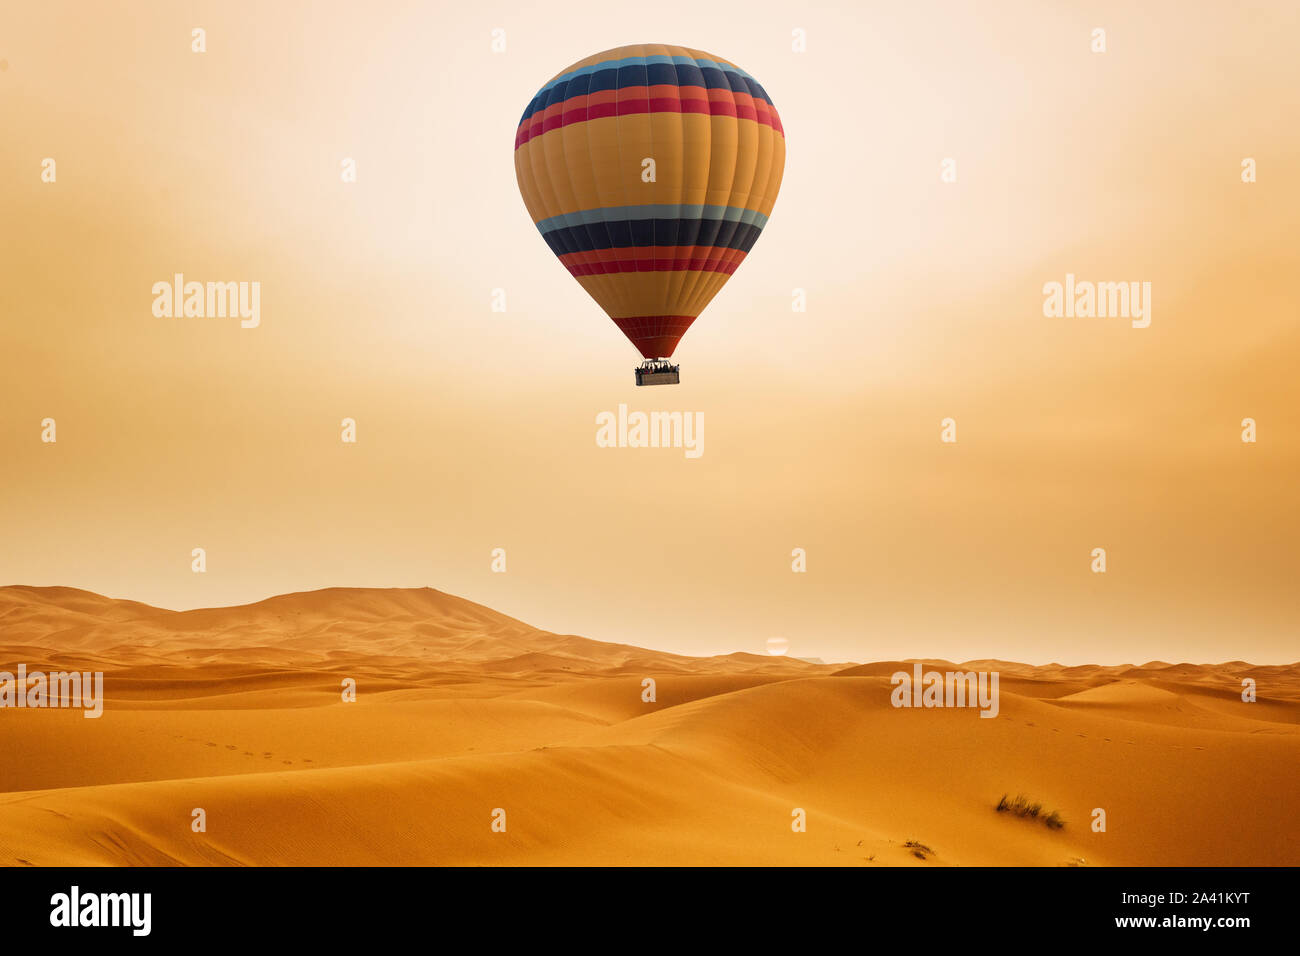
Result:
[2, 582, 1296, 670]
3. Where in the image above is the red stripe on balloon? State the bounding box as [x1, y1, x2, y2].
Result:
[514, 87, 782, 148]
[560, 248, 746, 277]
[610, 315, 700, 359]
[561, 245, 748, 267]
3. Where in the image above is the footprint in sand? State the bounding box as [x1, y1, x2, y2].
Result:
[903, 841, 934, 861]
[1104, 738, 1112, 742]
[281, 760, 292, 765]
[225, 745, 237, 751]
[205, 742, 217, 748]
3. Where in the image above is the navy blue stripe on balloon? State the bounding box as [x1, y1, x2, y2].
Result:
[539, 217, 766, 257]
[519, 64, 776, 126]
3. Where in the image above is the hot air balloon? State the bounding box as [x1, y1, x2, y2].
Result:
[514, 44, 785, 385]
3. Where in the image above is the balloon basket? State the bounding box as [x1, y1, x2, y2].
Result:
[634, 360, 680, 386]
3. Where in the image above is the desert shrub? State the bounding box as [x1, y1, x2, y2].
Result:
[996, 793, 1064, 829]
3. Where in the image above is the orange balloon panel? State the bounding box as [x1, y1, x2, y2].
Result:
[515, 44, 785, 359]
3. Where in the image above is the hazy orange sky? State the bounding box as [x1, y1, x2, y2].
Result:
[2, 1, 1297, 664]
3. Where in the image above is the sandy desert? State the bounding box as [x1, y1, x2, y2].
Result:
[0, 584, 1295, 866]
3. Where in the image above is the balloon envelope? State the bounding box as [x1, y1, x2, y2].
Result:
[514, 44, 786, 359]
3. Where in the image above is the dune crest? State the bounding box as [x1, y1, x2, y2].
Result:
[1, 586, 1296, 866]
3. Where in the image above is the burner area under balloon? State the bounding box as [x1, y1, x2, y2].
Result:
[634, 359, 680, 387]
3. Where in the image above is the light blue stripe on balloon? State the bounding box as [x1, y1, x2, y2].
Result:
[536, 54, 756, 98]
[535, 204, 769, 234]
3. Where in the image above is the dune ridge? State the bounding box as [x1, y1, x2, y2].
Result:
[1, 586, 1296, 866]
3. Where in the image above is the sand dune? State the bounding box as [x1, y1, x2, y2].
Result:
[1, 586, 1296, 866]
